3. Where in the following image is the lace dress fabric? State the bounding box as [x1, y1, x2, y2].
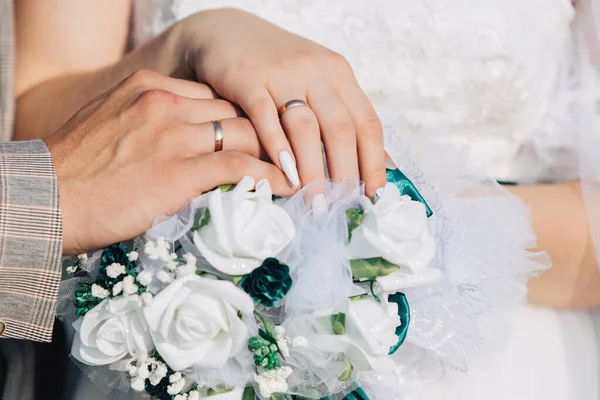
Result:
[63, 1, 599, 399]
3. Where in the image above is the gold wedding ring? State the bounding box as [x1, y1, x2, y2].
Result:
[212, 120, 223, 152]
[278, 99, 309, 117]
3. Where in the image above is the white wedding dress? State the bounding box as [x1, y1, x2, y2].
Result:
[68, 1, 600, 399]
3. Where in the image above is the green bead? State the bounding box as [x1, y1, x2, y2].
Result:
[75, 307, 88, 316]
[269, 344, 278, 352]
[267, 352, 280, 370]
[75, 298, 87, 307]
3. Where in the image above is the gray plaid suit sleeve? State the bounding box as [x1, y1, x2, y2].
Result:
[0, 0, 63, 343]
[0, 140, 62, 342]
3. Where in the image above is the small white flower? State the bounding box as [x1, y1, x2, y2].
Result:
[140, 292, 153, 306]
[137, 359, 151, 379]
[156, 270, 174, 283]
[273, 326, 286, 338]
[130, 377, 145, 392]
[106, 262, 126, 278]
[91, 284, 109, 299]
[66, 266, 78, 274]
[148, 360, 168, 386]
[176, 263, 196, 278]
[174, 395, 188, 400]
[122, 275, 139, 296]
[187, 391, 200, 400]
[144, 238, 171, 262]
[112, 282, 123, 296]
[183, 253, 197, 267]
[127, 363, 138, 377]
[169, 372, 183, 383]
[166, 259, 179, 272]
[291, 336, 308, 348]
[167, 376, 186, 395]
[137, 270, 153, 287]
[77, 253, 88, 261]
[128, 251, 139, 261]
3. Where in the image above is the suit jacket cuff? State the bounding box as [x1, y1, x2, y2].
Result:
[0, 140, 62, 342]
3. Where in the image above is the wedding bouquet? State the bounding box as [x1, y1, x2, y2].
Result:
[59, 133, 543, 400]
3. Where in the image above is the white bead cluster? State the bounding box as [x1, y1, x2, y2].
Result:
[174, 391, 200, 400]
[255, 366, 293, 398]
[106, 262, 126, 278]
[65, 265, 78, 274]
[91, 284, 109, 299]
[167, 372, 187, 395]
[144, 238, 172, 262]
[127, 251, 139, 261]
[176, 253, 197, 278]
[137, 270, 153, 286]
[273, 326, 308, 358]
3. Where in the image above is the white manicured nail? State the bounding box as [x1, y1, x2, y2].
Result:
[374, 187, 385, 202]
[311, 193, 328, 217]
[279, 151, 300, 187]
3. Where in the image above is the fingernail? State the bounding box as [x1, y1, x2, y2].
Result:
[374, 187, 385, 202]
[311, 193, 328, 217]
[279, 151, 300, 187]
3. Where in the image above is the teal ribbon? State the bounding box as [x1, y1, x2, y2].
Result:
[320, 387, 369, 400]
[386, 168, 432, 217]
[387, 292, 411, 355]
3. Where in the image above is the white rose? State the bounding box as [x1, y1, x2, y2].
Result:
[347, 182, 438, 290]
[335, 297, 401, 371]
[143, 275, 254, 371]
[72, 295, 152, 370]
[193, 176, 295, 275]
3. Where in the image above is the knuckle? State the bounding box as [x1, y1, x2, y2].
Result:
[230, 117, 255, 134]
[357, 115, 383, 140]
[222, 151, 247, 172]
[135, 90, 179, 114]
[248, 97, 274, 118]
[326, 50, 353, 73]
[127, 69, 159, 89]
[328, 119, 355, 141]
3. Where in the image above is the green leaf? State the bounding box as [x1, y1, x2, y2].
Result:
[350, 257, 400, 281]
[232, 275, 243, 285]
[242, 386, 256, 400]
[191, 209, 211, 232]
[219, 184, 235, 193]
[345, 208, 364, 240]
[255, 312, 274, 336]
[331, 313, 346, 335]
[207, 388, 234, 396]
[349, 294, 366, 302]
[338, 360, 353, 382]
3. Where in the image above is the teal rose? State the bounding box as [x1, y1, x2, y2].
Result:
[239, 258, 292, 307]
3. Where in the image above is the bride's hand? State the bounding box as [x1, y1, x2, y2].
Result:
[175, 8, 387, 197]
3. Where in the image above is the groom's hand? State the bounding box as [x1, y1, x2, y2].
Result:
[44, 70, 296, 255]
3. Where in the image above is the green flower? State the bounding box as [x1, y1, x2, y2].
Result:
[239, 258, 292, 307]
